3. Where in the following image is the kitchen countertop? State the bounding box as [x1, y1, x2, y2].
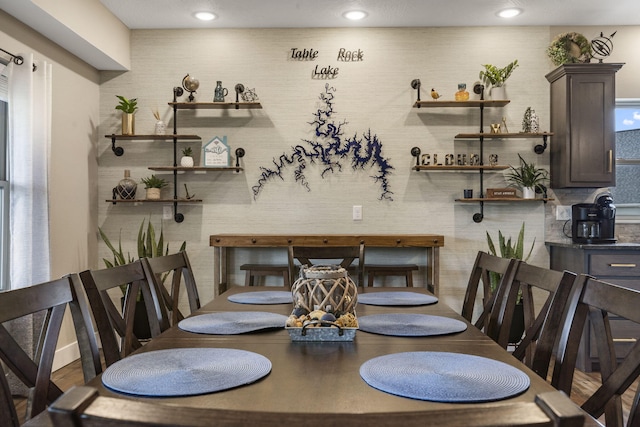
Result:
[545, 241, 640, 250]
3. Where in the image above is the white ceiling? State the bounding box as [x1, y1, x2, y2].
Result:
[2, 0, 639, 70]
[100, 0, 640, 28]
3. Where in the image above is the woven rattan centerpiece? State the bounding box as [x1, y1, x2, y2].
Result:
[291, 265, 357, 314]
[286, 265, 358, 341]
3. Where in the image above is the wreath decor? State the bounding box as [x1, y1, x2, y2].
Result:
[547, 32, 591, 66]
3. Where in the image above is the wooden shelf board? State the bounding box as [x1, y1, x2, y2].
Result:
[413, 100, 510, 108]
[148, 166, 243, 172]
[106, 199, 203, 203]
[104, 134, 201, 140]
[455, 197, 554, 202]
[454, 132, 553, 139]
[169, 102, 262, 110]
[413, 165, 509, 171]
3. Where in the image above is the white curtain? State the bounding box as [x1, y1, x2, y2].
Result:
[6, 54, 52, 289]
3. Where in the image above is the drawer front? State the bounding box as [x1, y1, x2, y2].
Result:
[589, 318, 640, 359]
[590, 253, 640, 277]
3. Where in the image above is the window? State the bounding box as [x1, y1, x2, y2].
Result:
[612, 99, 640, 223]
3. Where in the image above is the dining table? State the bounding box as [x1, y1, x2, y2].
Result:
[209, 233, 444, 296]
[27, 285, 599, 426]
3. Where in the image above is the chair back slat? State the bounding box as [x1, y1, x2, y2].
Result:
[552, 274, 640, 426]
[79, 260, 164, 367]
[288, 244, 365, 287]
[49, 386, 588, 427]
[141, 251, 201, 327]
[0, 275, 100, 423]
[500, 263, 578, 380]
[461, 251, 519, 338]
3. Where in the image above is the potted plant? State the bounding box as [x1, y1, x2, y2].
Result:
[115, 95, 138, 135]
[505, 154, 548, 199]
[486, 222, 535, 343]
[99, 218, 186, 338]
[478, 59, 518, 100]
[141, 175, 168, 200]
[180, 146, 194, 167]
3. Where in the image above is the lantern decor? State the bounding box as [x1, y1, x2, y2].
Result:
[285, 264, 358, 341]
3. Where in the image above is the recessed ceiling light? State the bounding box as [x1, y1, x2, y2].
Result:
[194, 11, 216, 21]
[343, 10, 368, 21]
[496, 8, 523, 18]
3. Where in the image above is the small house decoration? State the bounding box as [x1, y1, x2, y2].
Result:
[202, 136, 231, 167]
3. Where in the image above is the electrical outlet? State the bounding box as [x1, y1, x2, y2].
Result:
[353, 205, 362, 221]
[556, 205, 572, 221]
[163, 205, 172, 220]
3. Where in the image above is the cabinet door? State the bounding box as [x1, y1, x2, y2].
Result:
[566, 72, 615, 186]
[547, 63, 622, 189]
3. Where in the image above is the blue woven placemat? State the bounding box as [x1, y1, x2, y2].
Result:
[357, 291, 438, 306]
[178, 311, 288, 334]
[360, 351, 530, 402]
[102, 348, 271, 397]
[227, 291, 293, 304]
[358, 313, 467, 336]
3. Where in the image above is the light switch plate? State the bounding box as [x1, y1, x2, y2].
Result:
[163, 205, 172, 220]
[353, 205, 362, 221]
[556, 205, 572, 221]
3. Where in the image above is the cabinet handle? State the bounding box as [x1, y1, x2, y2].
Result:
[613, 338, 637, 343]
[609, 263, 637, 268]
[608, 150, 613, 173]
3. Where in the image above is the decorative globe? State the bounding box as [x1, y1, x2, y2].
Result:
[182, 74, 200, 92]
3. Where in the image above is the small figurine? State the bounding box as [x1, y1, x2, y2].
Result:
[430, 88, 442, 100]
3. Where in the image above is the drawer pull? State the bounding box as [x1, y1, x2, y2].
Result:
[613, 338, 637, 343]
[609, 263, 637, 268]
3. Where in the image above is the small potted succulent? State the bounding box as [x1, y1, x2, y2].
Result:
[478, 59, 518, 100]
[115, 95, 138, 135]
[505, 154, 548, 199]
[180, 146, 194, 167]
[140, 175, 168, 200]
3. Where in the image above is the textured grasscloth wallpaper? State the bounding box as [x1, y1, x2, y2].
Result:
[97, 27, 637, 311]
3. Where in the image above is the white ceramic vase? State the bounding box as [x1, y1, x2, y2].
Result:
[490, 85, 507, 100]
[522, 187, 536, 199]
[180, 156, 194, 167]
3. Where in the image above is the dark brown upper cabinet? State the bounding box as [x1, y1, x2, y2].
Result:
[546, 63, 623, 188]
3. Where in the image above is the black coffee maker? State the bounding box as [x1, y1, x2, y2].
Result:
[572, 194, 616, 244]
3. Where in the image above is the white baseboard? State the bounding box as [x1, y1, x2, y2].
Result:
[53, 340, 81, 372]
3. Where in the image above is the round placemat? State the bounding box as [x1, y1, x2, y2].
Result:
[358, 313, 467, 336]
[357, 291, 438, 306]
[178, 311, 288, 334]
[102, 348, 271, 397]
[360, 351, 530, 402]
[227, 290, 293, 305]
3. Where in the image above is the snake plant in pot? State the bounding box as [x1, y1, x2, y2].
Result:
[486, 222, 535, 343]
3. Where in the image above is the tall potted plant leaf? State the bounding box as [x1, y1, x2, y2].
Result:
[486, 222, 535, 343]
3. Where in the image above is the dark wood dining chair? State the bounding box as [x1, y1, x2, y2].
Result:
[141, 251, 201, 327]
[461, 251, 519, 338]
[552, 274, 640, 427]
[0, 274, 101, 425]
[48, 386, 589, 427]
[490, 262, 578, 377]
[79, 260, 166, 368]
[287, 244, 365, 287]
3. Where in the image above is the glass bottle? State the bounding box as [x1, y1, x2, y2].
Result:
[455, 83, 469, 101]
[115, 169, 137, 199]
